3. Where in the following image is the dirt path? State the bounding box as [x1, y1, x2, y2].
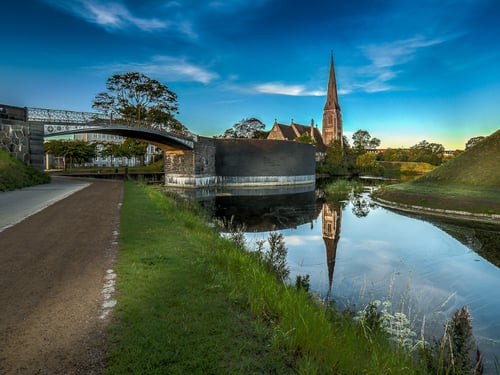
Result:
[0, 179, 123, 374]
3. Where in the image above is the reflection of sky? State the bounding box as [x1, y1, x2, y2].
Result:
[244, 199, 500, 366]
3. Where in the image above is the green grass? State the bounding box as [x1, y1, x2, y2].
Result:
[107, 182, 425, 374]
[0, 149, 50, 191]
[377, 161, 436, 177]
[375, 129, 500, 216]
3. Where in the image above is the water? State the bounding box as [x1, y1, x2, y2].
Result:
[203, 184, 500, 370]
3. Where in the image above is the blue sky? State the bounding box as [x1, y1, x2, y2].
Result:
[1, 0, 499, 149]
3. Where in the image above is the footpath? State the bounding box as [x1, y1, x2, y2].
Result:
[0, 178, 123, 374]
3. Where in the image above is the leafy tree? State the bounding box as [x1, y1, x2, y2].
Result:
[356, 152, 377, 168]
[122, 138, 148, 166]
[222, 117, 266, 138]
[465, 136, 485, 150]
[92, 72, 187, 134]
[381, 148, 410, 162]
[296, 132, 316, 144]
[44, 139, 95, 169]
[352, 130, 381, 154]
[409, 140, 445, 165]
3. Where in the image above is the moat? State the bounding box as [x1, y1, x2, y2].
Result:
[192, 182, 500, 371]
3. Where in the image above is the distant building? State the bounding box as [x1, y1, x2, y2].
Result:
[74, 132, 160, 167]
[267, 53, 343, 157]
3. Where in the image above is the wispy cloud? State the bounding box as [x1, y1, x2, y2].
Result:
[44, 0, 176, 33]
[344, 35, 447, 94]
[254, 82, 325, 96]
[94, 56, 219, 84]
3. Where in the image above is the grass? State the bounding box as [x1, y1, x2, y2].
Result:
[0, 149, 50, 191]
[377, 161, 436, 178]
[106, 182, 425, 374]
[374, 129, 500, 216]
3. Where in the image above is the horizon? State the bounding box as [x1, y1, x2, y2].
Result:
[1, 1, 499, 150]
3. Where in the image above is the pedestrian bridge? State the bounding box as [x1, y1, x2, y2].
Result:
[2, 104, 316, 189]
[29, 107, 194, 150]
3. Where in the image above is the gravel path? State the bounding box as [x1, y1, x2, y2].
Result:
[0, 179, 123, 374]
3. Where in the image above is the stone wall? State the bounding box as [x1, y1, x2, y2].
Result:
[0, 119, 31, 164]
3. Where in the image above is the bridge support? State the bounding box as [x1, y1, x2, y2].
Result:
[164, 138, 218, 187]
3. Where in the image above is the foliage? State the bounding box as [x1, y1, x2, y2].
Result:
[465, 136, 486, 150]
[296, 132, 316, 144]
[0, 150, 50, 191]
[352, 129, 381, 153]
[44, 139, 96, 168]
[414, 129, 500, 188]
[92, 72, 187, 134]
[356, 152, 377, 168]
[318, 137, 358, 176]
[295, 274, 311, 292]
[419, 306, 483, 375]
[409, 140, 445, 166]
[222, 117, 267, 138]
[112, 183, 425, 374]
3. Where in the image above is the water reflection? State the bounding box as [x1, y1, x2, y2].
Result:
[322, 202, 341, 301]
[200, 184, 500, 370]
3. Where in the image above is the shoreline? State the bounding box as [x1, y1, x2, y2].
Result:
[372, 195, 500, 225]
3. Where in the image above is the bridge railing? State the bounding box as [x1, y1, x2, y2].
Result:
[27, 107, 109, 124]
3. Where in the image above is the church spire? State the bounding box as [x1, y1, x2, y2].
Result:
[322, 52, 343, 146]
[324, 52, 340, 111]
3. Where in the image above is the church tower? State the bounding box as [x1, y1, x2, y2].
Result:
[322, 53, 343, 147]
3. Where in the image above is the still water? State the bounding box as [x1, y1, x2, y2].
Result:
[200, 183, 500, 369]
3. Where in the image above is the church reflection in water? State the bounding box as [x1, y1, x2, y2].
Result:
[321, 202, 342, 301]
[199, 185, 345, 300]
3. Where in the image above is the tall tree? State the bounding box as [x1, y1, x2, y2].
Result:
[351, 130, 381, 153]
[92, 72, 187, 134]
[409, 140, 445, 165]
[222, 117, 266, 138]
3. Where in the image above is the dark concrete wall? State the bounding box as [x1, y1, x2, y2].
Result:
[213, 138, 315, 177]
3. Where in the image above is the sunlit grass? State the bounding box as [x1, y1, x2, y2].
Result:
[107, 182, 425, 374]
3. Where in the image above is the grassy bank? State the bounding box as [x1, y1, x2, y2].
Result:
[375, 129, 500, 216]
[0, 150, 50, 191]
[107, 182, 423, 374]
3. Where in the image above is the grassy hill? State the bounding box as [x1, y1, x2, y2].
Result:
[375, 129, 500, 216]
[414, 128, 500, 188]
[0, 150, 50, 191]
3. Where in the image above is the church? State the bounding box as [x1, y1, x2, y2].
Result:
[267, 54, 343, 156]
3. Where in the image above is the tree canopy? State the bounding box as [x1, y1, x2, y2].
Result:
[351, 130, 381, 153]
[92, 72, 187, 135]
[222, 117, 267, 138]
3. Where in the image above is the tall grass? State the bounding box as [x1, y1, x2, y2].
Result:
[109, 182, 424, 374]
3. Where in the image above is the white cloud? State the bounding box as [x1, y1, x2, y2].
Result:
[95, 56, 219, 84]
[342, 35, 446, 94]
[254, 82, 325, 96]
[44, 0, 172, 32]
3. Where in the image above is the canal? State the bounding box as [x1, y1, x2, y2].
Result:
[188, 182, 500, 370]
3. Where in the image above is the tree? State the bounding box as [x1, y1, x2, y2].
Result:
[92, 72, 187, 134]
[222, 117, 266, 138]
[44, 139, 95, 169]
[465, 136, 485, 150]
[296, 132, 316, 144]
[409, 140, 445, 165]
[352, 130, 381, 154]
[122, 138, 148, 166]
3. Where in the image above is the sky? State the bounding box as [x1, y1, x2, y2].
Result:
[1, 0, 499, 150]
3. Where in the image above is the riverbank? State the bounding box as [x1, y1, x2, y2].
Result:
[107, 182, 423, 374]
[373, 182, 500, 224]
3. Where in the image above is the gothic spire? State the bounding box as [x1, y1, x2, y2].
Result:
[324, 52, 340, 111]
